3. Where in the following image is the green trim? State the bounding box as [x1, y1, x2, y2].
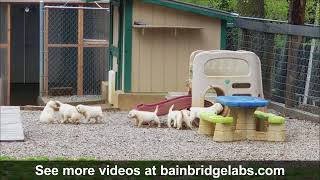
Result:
[123, 0, 133, 92]
[109, 5, 114, 71]
[220, 20, 227, 50]
[116, 1, 124, 90]
[110, 46, 119, 58]
[142, 0, 235, 22]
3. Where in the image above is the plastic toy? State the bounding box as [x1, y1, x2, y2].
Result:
[135, 95, 213, 116]
[254, 111, 286, 141]
[200, 112, 234, 141]
[199, 96, 286, 142]
[191, 50, 264, 107]
[187, 50, 219, 94]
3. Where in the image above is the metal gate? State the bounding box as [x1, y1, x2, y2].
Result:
[41, 4, 109, 96]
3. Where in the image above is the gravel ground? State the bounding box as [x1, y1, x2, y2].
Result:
[0, 111, 319, 160]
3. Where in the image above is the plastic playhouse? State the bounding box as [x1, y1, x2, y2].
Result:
[190, 50, 286, 142]
[191, 50, 264, 106]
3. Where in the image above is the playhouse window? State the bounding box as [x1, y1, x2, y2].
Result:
[204, 58, 249, 76]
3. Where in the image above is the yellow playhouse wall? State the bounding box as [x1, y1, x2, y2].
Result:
[131, 0, 221, 93]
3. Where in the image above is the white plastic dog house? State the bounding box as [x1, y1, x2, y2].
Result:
[191, 50, 264, 107]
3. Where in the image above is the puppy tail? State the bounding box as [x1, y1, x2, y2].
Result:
[154, 105, 159, 115]
[169, 104, 174, 113]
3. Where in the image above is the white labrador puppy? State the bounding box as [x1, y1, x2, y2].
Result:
[128, 106, 161, 128]
[178, 109, 193, 130]
[56, 101, 83, 124]
[167, 104, 182, 128]
[76, 104, 103, 123]
[39, 100, 60, 123]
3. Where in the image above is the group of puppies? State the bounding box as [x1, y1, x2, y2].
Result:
[128, 103, 224, 129]
[39, 100, 103, 124]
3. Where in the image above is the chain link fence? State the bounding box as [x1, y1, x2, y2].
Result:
[44, 5, 109, 96]
[227, 24, 320, 115]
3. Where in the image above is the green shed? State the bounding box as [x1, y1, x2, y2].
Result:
[90, 0, 235, 94]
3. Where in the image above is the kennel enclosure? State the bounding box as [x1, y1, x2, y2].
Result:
[0, 0, 110, 105]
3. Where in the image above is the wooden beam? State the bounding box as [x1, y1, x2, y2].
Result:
[6, 4, 11, 105]
[234, 18, 320, 38]
[48, 44, 78, 48]
[47, 43, 109, 48]
[83, 44, 109, 48]
[44, 7, 49, 96]
[0, 44, 8, 48]
[83, 39, 109, 47]
[77, 8, 84, 95]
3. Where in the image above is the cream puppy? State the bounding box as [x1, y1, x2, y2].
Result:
[179, 109, 193, 130]
[189, 103, 224, 123]
[56, 101, 83, 124]
[39, 100, 60, 123]
[128, 106, 161, 128]
[167, 104, 182, 128]
[76, 104, 103, 123]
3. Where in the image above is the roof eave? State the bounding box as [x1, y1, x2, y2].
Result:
[142, 0, 236, 22]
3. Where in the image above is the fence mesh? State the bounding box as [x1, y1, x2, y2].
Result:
[48, 8, 78, 44]
[48, 47, 78, 95]
[83, 48, 107, 94]
[45, 5, 109, 96]
[227, 26, 320, 114]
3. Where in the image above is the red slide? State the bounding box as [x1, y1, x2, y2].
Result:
[135, 95, 213, 116]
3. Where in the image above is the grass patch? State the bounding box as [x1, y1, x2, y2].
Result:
[0, 155, 97, 161]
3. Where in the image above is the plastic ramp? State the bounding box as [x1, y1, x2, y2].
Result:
[135, 95, 213, 116]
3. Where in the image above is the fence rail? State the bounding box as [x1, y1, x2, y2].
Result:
[230, 17, 320, 38]
[227, 17, 320, 115]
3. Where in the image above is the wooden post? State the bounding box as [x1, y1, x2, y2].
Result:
[285, 0, 306, 108]
[246, 108, 258, 140]
[233, 108, 247, 141]
[198, 119, 215, 136]
[6, 4, 11, 105]
[77, 8, 84, 95]
[44, 8, 49, 96]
